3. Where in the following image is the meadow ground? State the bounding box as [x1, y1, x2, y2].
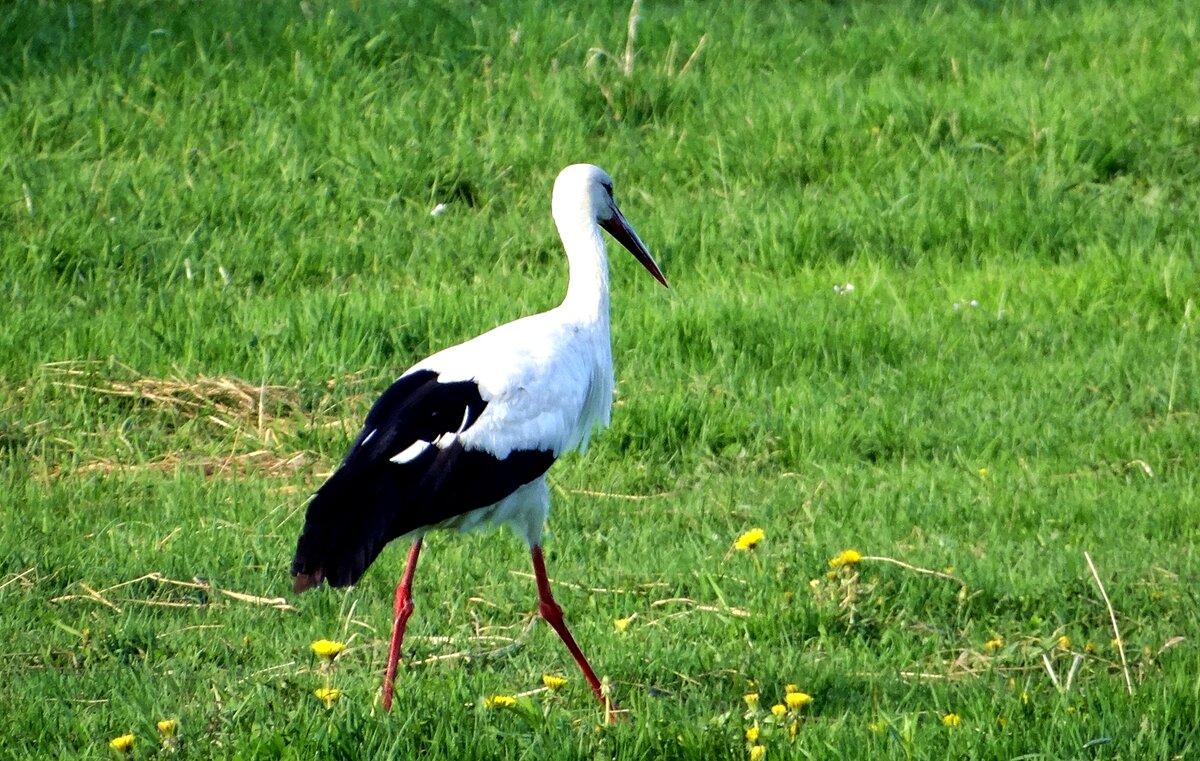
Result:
[2, 0, 1199, 758]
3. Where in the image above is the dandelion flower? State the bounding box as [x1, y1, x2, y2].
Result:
[1056, 635, 1071, 651]
[978, 467, 989, 478]
[156, 719, 177, 736]
[542, 674, 568, 691]
[1084, 641, 1096, 654]
[785, 691, 812, 711]
[109, 734, 135, 753]
[784, 684, 799, 694]
[745, 725, 760, 742]
[484, 695, 518, 709]
[743, 693, 760, 710]
[942, 713, 961, 727]
[985, 638, 1003, 652]
[828, 549, 862, 568]
[614, 616, 633, 633]
[314, 687, 342, 708]
[311, 639, 346, 660]
[734, 528, 766, 551]
[749, 745, 767, 761]
[770, 703, 787, 717]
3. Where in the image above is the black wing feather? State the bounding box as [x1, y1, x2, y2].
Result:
[291, 369, 554, 591]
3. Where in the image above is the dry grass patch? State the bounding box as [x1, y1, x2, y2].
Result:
[34, 361, 381, 479]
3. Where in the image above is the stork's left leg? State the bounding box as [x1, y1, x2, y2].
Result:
[382, 538, 423, 712]
[531, 545, 622, 722]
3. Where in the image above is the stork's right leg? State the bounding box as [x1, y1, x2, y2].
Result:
[531, 544, 623, 723]
[382, 538, 423, 711]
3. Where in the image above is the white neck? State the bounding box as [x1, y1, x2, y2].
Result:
[555, 211, 611, 326]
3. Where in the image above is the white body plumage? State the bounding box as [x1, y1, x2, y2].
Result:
[404, 306, 615, 544]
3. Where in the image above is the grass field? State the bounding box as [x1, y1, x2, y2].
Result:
[3, 0, 1200, 757]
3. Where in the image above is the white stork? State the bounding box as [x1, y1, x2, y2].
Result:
[291, 163, 667, 719]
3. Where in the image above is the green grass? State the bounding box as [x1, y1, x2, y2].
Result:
[3, 0, 1200, 757]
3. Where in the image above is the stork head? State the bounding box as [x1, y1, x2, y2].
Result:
[552, 164, 668, 288]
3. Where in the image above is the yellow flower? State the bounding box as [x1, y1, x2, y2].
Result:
[942, 713, 961, 727]
[770, 703, 787, 717]
[614, 616, 633, 633]
[784, 684, 799, 694]
[314, 687, 342, 708]
[1056, 635, 1071, 651]
[734, 528, 766, 551]
[109, 734, 135, 753]
[978, 467, 989, 478]
[156, 719, 177, 736]
[785, 691, 812, 710]
[1084, 641, 1097, 654]
[984, 638, 1003, 652]
[749, 745, 767, 761]
[828, 549, 862, 568]
[745, 725, 760, 742]
[311, 639, 346, 659]
[484, 694, 517, 709]
[744, 692, 760, 710]
[542, 674, 568, 691]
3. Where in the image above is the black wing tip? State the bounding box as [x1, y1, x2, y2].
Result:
[292, 569, 323, 594]
[292, 542, 370, 593]
[292, 567, 360, 592]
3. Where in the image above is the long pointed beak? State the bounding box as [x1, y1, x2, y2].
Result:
[600, 206, 669, 288]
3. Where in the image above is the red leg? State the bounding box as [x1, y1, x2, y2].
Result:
[382, 538, 423, 712]
[531, 545, 622, 722]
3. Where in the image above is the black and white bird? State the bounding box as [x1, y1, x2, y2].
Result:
[291, 163, 667, 718]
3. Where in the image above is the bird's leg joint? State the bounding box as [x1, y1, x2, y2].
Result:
[538, 597, 564, 625]
[394, 587, 415, 621]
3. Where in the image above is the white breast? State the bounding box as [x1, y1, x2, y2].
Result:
[412, 310, 613, 460]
